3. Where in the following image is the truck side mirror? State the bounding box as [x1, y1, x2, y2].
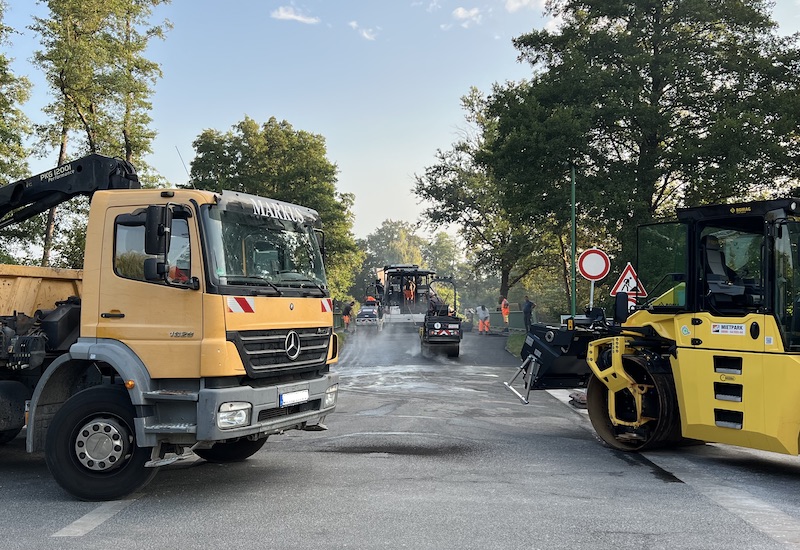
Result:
[614, 292, 630, 323]
[143, 257, 169, 282]
[145, 205, 172, 256]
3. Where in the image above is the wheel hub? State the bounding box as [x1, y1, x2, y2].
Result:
[74, 418, 129, 472]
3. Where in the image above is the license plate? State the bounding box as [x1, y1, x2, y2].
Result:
[280, 389, 309, 407]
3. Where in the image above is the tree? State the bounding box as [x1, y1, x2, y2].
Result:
[30, 0, 170, 267]
[0, 1, 33, 264]
[488, 0, 800, 264]
[422, 232, 459, 277]
[190, 116, 361, 300]
[415, 88, 553, 299]
[0, 1, 31, 184]
[102, 1, 171, 165]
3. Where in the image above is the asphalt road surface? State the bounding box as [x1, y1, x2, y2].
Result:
[4, 328, 800, 549]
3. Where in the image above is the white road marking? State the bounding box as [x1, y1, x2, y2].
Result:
[52, 494, 141, 537]
[546, 389, 588, 415]
[645, 454, 800, 547]
[546, 388, 800, 547]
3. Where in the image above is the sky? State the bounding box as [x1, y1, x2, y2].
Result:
[3, 1, 800, 239]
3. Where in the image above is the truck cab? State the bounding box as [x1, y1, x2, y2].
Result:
[0, 155, 340, 500]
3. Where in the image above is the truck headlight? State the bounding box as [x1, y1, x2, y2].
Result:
[217, 402, 252, 429]
[323, 384, 338, 408]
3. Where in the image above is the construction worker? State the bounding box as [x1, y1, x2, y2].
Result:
[342, 301, 354, 332]
[477, 305, 490, 335]
[523, 295, 536, 333]
[404, 281, 414, 303]
[500, 295, 510, 332]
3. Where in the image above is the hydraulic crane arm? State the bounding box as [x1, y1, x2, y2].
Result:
[0, 154, 140, 230]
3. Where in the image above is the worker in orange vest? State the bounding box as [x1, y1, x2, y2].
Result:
[500, 295, 510, 333]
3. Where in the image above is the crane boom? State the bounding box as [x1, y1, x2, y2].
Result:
[0, 154, 140, 230]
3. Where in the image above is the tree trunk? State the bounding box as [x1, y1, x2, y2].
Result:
[499, 268, 510, 302]
[40, 131, 69, 267]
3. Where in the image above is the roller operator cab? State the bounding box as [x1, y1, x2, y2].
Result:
[419, 276, 462, 358]
[517, 198, 800, 457]
[0, 155, 339, 500]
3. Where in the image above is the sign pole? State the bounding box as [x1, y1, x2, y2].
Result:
[570, 163, 576, 318]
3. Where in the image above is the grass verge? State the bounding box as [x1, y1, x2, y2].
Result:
[505, 332, 526, 357]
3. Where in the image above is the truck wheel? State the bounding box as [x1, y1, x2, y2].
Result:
[194, 437, 268, 463]
[45, 385, 157, 501]
[0, 428, 21, 445]
[586, 357, 681, 452]
[446, 345, 460, 358]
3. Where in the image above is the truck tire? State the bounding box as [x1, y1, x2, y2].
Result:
[586, 356, 681, 452]
[446, 345, 460, 358]
[194, 437, 268, 463]
[45, 385, 157, 501]
[0, 428, 21, 445]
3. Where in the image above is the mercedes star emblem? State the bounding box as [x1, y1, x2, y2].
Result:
[285, 330, 301, 360]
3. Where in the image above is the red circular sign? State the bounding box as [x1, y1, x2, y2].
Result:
[578, 248, 610, 281]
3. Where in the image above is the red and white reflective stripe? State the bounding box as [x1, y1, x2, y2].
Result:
[321, 298, 333, 312]
[227, 296, 255, 313]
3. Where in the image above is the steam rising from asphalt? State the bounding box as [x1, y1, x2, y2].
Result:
[340, 326, 461, 366]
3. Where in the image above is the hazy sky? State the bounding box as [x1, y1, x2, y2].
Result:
[4, 1, 800, 238]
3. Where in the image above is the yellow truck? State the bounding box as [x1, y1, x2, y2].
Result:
[0, 154, 339, 500]
[513, 198, 800, 459]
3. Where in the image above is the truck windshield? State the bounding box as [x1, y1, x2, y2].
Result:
[200, 202, 327, 294]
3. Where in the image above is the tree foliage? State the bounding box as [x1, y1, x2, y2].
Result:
[25, 0, 169, 267]
[31, 0, 169, 161]
[486, 0, 800, 267]
[0, 1, 31, 183]
[0, 1, 33, 264]
[190, 116, 362, 300]
[422, 232, 459, 277]
[414, 87, 555, 299]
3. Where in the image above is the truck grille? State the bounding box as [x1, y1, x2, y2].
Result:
[227, 327, 331, 378]
[258, 399, 321, 422]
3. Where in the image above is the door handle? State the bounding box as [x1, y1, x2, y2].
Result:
[101, 312, 125, 319]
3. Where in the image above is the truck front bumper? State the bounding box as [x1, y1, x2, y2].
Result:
[196, 372, 339, 441]
[137, 372, 339, 446]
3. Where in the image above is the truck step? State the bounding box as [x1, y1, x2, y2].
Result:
[144, 422, 197, 434]
[142, 390, 199, 402]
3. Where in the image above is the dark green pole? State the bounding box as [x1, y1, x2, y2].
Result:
[570, 163, 576, 318]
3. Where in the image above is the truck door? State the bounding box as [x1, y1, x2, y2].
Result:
[96, 206, 203, 379]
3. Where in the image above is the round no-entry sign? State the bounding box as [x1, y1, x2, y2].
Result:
[578, 248, 610, 281]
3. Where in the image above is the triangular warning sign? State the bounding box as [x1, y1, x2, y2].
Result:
[610, 262, 647, 297]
